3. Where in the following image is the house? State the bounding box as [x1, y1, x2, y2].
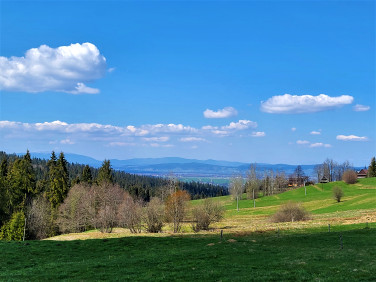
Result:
[320, 176, 329, 183]
[357, 168, 368, 179]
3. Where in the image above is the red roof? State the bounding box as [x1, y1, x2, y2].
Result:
[358, 169, 368, 175]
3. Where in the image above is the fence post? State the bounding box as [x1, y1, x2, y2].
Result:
[328, 224, 330, 232]
[220, 230, 223, 241]
[340, 233, 343, 250]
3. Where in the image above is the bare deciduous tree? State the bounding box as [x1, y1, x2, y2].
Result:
[143, 197, 164, 233]
[27, 195, 54, 239]
[117, 192, 142, 233]
[230, 176, 244, 212]
[165, 190, 190, 233]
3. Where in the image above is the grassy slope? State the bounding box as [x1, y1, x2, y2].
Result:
[1, 178, 375, 280]
[1, 228, 375, 281]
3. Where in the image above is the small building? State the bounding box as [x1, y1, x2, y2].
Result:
[320, 176, 329, 183]
[357, 168, 368, 179]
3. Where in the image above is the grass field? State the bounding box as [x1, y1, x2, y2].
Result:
[1, 227, 375, 281]
[1, 178, 375, 280]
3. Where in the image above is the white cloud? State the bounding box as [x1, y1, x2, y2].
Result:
[60, 138, 75, 145]
[179, 137, 207, 142]
[309, 143, 332, 148]
[296, 140, 310, 145]
[353, 104, 370, 112]
[0, 43, 106, 94]
[203, 107, 238, 118]
[221, 120, 257, 130]
[291, 127, 296, 132]
[150, 143, 174, 148]
[336, 135, 368, 141]
[251, 131, 265, 137]
[310, 131, 321, 135]
[143, 136, 169, 142]
[260, 94, 354, 114]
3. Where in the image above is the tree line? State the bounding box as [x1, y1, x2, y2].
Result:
[0, 151, 227, 240]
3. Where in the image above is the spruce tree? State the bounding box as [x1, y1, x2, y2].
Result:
[368, 157, 376, 177]
[81, 165, 93, 184]
[46, 151, 69, 208]
[97, 160, 113, 184]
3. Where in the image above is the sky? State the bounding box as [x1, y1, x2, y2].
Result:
[0, 0, 375, 166]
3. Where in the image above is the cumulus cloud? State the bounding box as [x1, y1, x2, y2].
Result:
[221, 120, 257, 130]
[0, 43, 107, 94]
[291, 127, 296, 132]
[203, 107, 238, 118]
[353, 104, 370, 112]
[336, 135, 368, 141]
[310, 131, 321, 135]
[260, 94, 354, 114]
[251, 131, 265, 137]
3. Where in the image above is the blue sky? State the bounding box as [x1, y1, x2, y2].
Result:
[0, 0, 375, 166]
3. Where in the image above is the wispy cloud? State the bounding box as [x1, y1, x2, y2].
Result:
[296, 140, 331, 148]
[143, 136, 169, 142]
[353, 104, 370, 112]
[310, 131, 321, 135]
[260, 94, 353, 114]
[203, 107, 238, 118]
[309, 143, 331, 148]
[60, 138, 74, 145]
[336, 135, 368, 141]
[0, 43, 107, 94]
[179, 137, 207, 142]
[251, 131, 265, 137]
[291, 127, 297, 132]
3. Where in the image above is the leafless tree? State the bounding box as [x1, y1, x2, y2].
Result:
[143, 197, 164, 233]
[165, 190, 190, 233]
[27, 195, 54, 239]
[246, 164, 259, 200]
[117, 192, 143, 233]
[230, 176, 244, 212]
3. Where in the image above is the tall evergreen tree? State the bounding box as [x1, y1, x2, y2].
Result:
[368, 157, 376, 177]
[97, 160, 113, 184]
[6, 151, 36, 213]
[81, 165, 93, 184]
[46, 152, 69, 208]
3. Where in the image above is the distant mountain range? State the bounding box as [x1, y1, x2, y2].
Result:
[22, 152, 320, 179]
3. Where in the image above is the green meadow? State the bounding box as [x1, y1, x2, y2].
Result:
[1, 178, 375, 281]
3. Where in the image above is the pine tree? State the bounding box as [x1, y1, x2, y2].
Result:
[97, 160, 113, 184]
[81, 165, 93, 184]
[368, 157, 376, 177]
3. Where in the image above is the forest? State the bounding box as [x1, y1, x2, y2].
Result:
[0, 151, 228, 240]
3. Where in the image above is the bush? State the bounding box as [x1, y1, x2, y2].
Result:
[271, 202, 310, 223]
[342, 170, 357, 184]
[143, 198, 164, 233]
[191, 199, 224, 232]
[27, 195, 54, 239]
[333, 186, 344, 202]
[0, 211, 25, 241]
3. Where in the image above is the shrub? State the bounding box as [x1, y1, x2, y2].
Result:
[333, 186, 344, 202]
[143, 198, 164, 233]
[27, 195, 54, 239]
[271, 201, 310, 223]
[191, 199, 224, 232]
[0, 211, 25, 241]
[342, 170, 357, 184]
